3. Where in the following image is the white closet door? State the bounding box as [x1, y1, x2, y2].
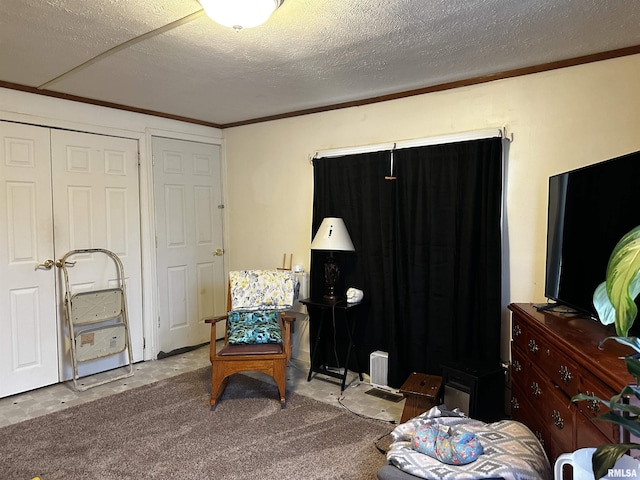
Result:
[51, 129, 144, 380]
[153, 137, 225, 354]
[0, 122, 58, 397]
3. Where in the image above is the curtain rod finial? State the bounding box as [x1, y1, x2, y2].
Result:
[501, 127, 513, 142]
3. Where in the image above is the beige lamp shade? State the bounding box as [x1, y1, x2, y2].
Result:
[310, 217, 355, 251]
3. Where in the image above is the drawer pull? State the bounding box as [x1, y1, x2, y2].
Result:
[513, 324, 522, 338]
[559, 365, 573, 385]
[585, 391, 601, 414]
[511, 396, 520, 410]
[512, 359, 522, 372]
[528, 339, 539, 354]
[551, 410, 564, 429]
[530, 381, 541, 398]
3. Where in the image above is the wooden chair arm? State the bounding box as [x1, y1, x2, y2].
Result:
[282, 315, 296, 323]
[205, 314, 228, 325]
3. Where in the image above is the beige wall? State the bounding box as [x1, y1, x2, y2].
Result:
[2, 54, 638, 366]
[223, 54, 640, 361]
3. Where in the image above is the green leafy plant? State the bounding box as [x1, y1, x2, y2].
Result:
[572, 225, 640, 479]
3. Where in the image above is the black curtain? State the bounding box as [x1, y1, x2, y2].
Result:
[311, 137, 503, 388]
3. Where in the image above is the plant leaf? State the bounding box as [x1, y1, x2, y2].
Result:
[600, 335, 640, 354]
[626, 354, 640, 382]
[594, 281, 616, 326]
[608, 384, 640, 405]
[592, 444, 639, 480]
[623, 383, 640, 401]
[572, 390, 640, 421]
[596, 411, 640, 437]
[594, 225, 640, 336]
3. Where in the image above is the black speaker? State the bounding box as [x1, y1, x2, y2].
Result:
[441, 362, 506, 422]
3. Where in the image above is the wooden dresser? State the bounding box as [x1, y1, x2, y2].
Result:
[508, 303, 634, 462]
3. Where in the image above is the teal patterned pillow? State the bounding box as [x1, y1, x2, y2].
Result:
[227, 311, 282, 345]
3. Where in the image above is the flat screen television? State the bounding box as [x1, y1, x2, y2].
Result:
[544, 150, 640, 321]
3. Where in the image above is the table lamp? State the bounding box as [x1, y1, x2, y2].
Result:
[310, 217, 355, 300]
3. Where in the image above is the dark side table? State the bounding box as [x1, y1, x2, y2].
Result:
[299, 298, 364, 391]
[399, 372, 443, 423]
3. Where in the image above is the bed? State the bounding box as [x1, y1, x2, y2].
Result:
[377, 406, 551, 480]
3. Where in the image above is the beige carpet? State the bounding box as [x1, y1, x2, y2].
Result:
[0, 367, 393, 479]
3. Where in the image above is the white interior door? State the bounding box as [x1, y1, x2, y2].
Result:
[153, 137, 225, 354]
[51, 129, 144, 379]
[0, 122, 59, 397]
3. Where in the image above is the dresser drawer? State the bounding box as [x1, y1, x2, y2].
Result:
[541, 344, 580, 398]
[512, 314, 579, 397]
[511, 314, 529, 352]
[578, 372, 620, 442]
[512, 377, 575, 457]
[575, 412, 616, 450]
[512, 347, 552, 410]
[511, 382, 547, 450]
[517, 361, 573, 450]
[510, 344, 530, 389]
[540, 380, 575, 454]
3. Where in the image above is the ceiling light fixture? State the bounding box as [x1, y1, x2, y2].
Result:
[199, 0, 284, 31]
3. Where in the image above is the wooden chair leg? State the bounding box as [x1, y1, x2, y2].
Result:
[211, 367, 229, 408]
[274, 361, 287, 408]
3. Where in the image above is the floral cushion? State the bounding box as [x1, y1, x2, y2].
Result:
[227, 311, 283, 345]
[411, 423, 483, 465]
[229, 270, 298, 312]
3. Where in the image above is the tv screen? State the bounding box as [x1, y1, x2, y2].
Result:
[544, 150, 640, 319]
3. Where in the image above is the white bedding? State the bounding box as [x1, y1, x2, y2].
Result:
[386, 407, 551, 480]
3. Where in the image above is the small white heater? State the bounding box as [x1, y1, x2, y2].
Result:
[369, 350, 389, 389]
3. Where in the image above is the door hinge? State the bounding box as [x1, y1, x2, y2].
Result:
[157, 316, 160, 328]
[143, 337, 146, 350]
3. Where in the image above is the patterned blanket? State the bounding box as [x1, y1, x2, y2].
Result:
[229, 270, 298, 311]
[386, 407, 551, 480]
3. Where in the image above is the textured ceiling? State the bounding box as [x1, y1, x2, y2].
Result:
[0, 0, 639, 127]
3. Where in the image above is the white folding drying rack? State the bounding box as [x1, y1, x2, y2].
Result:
[58, 248, 134, 391]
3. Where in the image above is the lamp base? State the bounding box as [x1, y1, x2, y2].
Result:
[323, 253, 340, 300]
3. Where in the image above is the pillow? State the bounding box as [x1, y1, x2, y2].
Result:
[227, 311, 282, 345]
[411, 423, 483, 465]
[229, 270, 298, 311]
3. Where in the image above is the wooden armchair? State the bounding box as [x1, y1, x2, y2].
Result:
[205, 270, 297, 409]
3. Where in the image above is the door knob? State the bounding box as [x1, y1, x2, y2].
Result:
[214, 248, 224, 256]
[35, 259, 54, 270]
[55, 259, 76, 268]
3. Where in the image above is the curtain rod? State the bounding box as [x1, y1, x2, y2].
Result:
[312, 127, 511, 160]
